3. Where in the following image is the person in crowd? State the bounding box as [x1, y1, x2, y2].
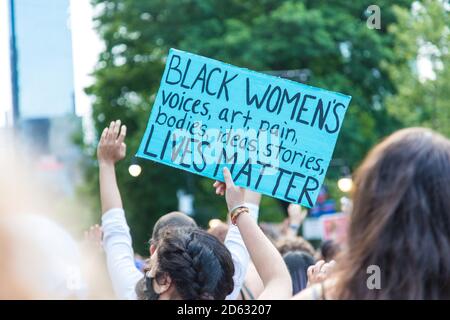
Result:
[258, 203, 308, 244]
[319, 240, 341, 262]
[140, 226, 235, 299]
[134, 254, 147, 273]
[237, 200, 311, 299]
[258, 223, 282, 243]
[213, 167, 292, 299]
[0, 146, 113, 300]
[207, 221, 229, 243]
[83, 224, 117, 299]
[295, 128, 450, 299]
[151, 211, 197, 242]
[237, 262, 264, 300]
[0, 213, 86, 299]
[247, 203, 313, 298]
[283, 251, 315, 294]
[276, 236, 316, 257]
[97, 120, 260, 299]
[304, 259, 337, 291]
[282, 204, 308, 238]
[84, 224, 103, 252]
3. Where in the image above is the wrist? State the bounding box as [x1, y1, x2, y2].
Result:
[229, 203, 246, 212]
[229, 205, 249, 226]
[99, 160, 116, 168]
[289, 221, 301, 227]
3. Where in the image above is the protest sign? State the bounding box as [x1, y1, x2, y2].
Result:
[302, 213, 349, 242]
[322, 213, 349, 244]
[137, 49, 351, 207]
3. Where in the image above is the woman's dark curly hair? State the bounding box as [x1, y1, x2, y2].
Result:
[153, 226, 234, 300]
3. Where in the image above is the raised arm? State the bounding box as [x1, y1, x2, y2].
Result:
[219, 185, 261, 299]
[284, 204, 307, 238]
[97, 120, 142, 300]
[215, 167, 292, 300]
[97, 120, 127, 213]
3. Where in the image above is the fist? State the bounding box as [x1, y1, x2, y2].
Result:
[97, 120, 127, 165]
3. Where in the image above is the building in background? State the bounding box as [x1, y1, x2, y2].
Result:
[7, 0, 82, 196]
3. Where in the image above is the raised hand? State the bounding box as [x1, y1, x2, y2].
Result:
[307, 260, 336, 287]
[98, 120, 126, 213]
[213, 167, 245, 211]
[287, 204, 307, 226]
[84, 224, 103, 251]
[97, 120, 127, 165]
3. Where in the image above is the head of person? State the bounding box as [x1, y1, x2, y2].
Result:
[259, 222, 282, 243]
[283, 251, 315, 294]
[336, 128, 450, 299]
[137, 227, 234, 300]
[149, 211, 197, 255]
[207, 221, 229, 243]
[276, 236, 316, 257]
[320, 240, 341, 262]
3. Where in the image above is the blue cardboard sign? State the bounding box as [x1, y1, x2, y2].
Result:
[137, 49, 351, 207]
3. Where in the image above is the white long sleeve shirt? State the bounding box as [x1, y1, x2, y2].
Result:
[101, 204, 259, 300]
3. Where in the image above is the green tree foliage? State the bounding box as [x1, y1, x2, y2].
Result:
[386, 0, 449, 137]
[84, 0, 412, 253]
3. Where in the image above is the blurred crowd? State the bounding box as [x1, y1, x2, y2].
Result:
[1, 121, 450, 300]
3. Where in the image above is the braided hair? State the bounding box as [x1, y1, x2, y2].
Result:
[154, 226, 234, 300]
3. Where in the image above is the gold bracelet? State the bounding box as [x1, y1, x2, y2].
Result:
[230, 206, 249, 226]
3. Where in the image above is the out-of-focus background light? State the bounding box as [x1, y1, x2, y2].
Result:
[337, 177, 353, 193]
[208, 219, 222, 229]
[128, 164, 142, 177]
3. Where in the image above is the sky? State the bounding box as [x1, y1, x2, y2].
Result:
[0, 0, 102, 133]
[0, 0, 12, 127]
[69, 0, 104, 118]
[69, 0, 104, 143]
